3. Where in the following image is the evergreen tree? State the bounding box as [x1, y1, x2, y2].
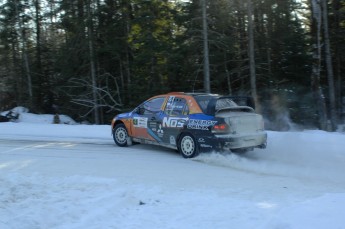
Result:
[0, 0, 343, 127]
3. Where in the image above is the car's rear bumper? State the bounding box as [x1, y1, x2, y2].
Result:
[214, 131, 267, 150]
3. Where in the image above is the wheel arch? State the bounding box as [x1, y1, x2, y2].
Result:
[112, 120, 125, 131]
[176, 130, 195, 145]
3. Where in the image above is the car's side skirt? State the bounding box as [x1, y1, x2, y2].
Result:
[132, 137, 178, 150]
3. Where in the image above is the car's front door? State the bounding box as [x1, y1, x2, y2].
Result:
[132, 97, 166, 141]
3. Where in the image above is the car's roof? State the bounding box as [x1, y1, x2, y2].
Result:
[164, 92, 256, 112]
[166, 92, 220, 97]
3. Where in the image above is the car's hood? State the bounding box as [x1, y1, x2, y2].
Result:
[116, 111, 133, 119]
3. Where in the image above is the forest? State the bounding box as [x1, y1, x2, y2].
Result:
[0, 0, 344, 130]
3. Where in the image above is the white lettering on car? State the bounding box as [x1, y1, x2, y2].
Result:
[162, 117, 188, 128]
[187, 119, 217, 130]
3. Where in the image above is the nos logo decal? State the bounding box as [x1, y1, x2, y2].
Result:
[162, 117, 188, 128]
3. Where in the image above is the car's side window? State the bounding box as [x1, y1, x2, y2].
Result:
[164, 96, 189, 116]
[141, 97, 165, 115]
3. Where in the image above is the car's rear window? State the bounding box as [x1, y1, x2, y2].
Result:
[194, 96, 214, 113]
[215, 98, 237, 110]
[194, 95, 237, 115]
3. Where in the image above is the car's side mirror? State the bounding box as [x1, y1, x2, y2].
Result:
[136, 106, 145, 115]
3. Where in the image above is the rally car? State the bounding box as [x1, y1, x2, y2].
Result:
[111, 92, 267, 158]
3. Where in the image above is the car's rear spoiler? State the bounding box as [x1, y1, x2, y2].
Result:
[215, 106, 254, 114]
[220, 96, 256, 110]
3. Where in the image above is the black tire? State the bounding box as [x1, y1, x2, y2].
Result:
[178, 133, 199, 158]
[113, 123, 128, 147]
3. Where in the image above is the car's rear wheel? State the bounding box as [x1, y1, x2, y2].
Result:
[113, 123, 128, 147]
[178, 133, 199, 158]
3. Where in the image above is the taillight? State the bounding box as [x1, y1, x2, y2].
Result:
[212, 123, 229, 133]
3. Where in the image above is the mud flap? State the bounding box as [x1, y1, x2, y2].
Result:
[127, 137, 133, 146]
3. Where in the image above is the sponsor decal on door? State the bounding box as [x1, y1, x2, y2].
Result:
[133, 117, 148, 128]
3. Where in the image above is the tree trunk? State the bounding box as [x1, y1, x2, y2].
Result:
[201, 0, 210, 93]
[332, 0, 342, 118]
[247, 0, 260, 112]
[35, 0, 43, 110]
[124, 1, 132, 103]
[311, 0, 328, 130]
[235, 3, 245, 93]
[15, 0, 33, 106]
[223, 53, 232, 95]
[11, 40, 23, 104]
[87, 0, 100, 124]
[322, 0, 337, 130]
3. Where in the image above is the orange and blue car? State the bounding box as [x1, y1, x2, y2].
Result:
[111, 92, 267, 158]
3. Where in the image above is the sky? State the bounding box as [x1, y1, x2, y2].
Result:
[0, 108, 345, 229]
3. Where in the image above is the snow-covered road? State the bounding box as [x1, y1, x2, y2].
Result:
[1, 122, 345, 229]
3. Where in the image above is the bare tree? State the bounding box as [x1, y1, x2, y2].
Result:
[66, 73, 122, 119]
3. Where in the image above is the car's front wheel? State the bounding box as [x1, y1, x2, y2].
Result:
[178, 133, 199, 158]
[113, 123, 128, 147]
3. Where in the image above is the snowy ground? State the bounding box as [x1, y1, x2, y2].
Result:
[1, 111, 345, 229]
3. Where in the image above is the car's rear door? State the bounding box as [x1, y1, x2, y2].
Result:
[159, 96, 189, 146]
[144, 95, 189, 146]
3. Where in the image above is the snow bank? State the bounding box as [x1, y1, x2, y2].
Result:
[1, 173, 344, 229]
[1, 106, 76, 124]
[1, 111, 345, 229]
